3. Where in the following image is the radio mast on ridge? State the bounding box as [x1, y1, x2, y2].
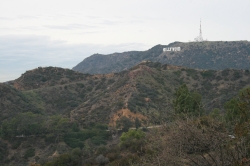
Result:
[194, 19, 204, 42]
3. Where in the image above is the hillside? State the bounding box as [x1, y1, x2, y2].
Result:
[2, 63, 250, 165]
[8, 67, 91, 91]
[0, 83, 41, 121]
[73, 41, 250, 74]
[6, 62, 250, 125]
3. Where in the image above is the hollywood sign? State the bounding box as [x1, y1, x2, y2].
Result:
[163, 47, 181, 52]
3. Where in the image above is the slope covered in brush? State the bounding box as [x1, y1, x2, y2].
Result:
[2, 62, 250, 165]
[7, 62, 250, 126]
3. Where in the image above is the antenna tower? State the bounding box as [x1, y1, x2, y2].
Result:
[194, 19, 204, 42]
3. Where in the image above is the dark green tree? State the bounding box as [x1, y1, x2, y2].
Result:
[116, 116, 133, 132]
[135, 118, 141, 130]
[173, 84, 203, 118]
[1, 112, 46, 138]
[225, 87, 250, 131]
[120, 129, 145, 152]
[71, 122, 80, 132]
[223, 87, 250, 161]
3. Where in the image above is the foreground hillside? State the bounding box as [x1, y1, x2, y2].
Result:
[1, 62, 250, 165]
[5, 62, 250, 125]
[73, 41, 250, 74]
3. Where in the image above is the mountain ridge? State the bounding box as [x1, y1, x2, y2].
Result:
[73, 41, 250, 74]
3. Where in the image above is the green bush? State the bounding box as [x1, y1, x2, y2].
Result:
[64, 138, 84, 149]
[185, 69, 197, 77]
[120, 129, 145, 143]
[0, 140, 8, 162]
[44, 153, 72, 166]
[231, 71, 241, 81]
[173, 84, 203, 118]
[91, 136, 106, 145]
[94, 124, 108, 130]
[116, 117, 133, 132]
[222, 69, 230, 76]
[120, 129, 146, 151]
[11, 140, 21, 149]
[245, 69, 249, 75]
[201, 70, 215, 78]
[1, 112, 46, 138]
[173, 71, 181, 77]
[111, 153, 140, 166]
[71, 123, 80, 132]
[45, 134, 56, 143]
[64, 128, 109, 148]
[24, 148, 35, 159]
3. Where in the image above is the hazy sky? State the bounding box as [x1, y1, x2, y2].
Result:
[0, 0, 250, 82]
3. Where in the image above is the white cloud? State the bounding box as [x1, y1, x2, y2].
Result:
[44, 23, 97, 30]
[0, 0, 249, 81]
[0, 35, 149, 82]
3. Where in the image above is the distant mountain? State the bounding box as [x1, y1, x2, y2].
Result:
[73, 41, 250, 74]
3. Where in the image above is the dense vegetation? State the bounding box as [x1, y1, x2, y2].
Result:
[1, 61, 250, 165]
[31, 86, 250, 166]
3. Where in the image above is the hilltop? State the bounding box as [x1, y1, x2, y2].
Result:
[8, 67, 91, 90]
[73, 41, 250, 74]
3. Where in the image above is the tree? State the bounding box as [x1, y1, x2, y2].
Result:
[225, 87, 250, 124]
[223, 87, 250, 162]
[209, 108, 220, 119]
[116, 116, 132, 132]
[1, 112, 46, 138]
[46, 115, 69, 143]
[173, 84, 203, 118]
[95, 154, 109, 166]
[225, 87, 250, 135]
[120, 129, 145, 143]
[135, 118, 141, 130]
[120, 129, 145, 152]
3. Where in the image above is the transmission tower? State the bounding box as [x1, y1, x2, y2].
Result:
[194, 19, 204, 42]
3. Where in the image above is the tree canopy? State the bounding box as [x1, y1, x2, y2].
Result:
[173, 84, 203, 118]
